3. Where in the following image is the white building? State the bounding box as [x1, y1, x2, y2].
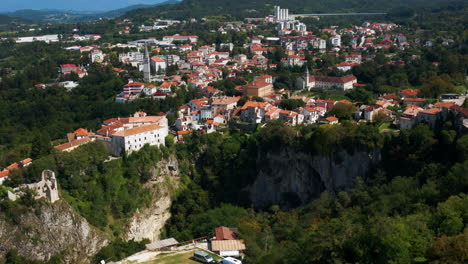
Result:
[151, 56, 167, 72]
[91, 49, 104, 63]
[110, 123, 167, 156]
[274, 6, 290, 21]
[331, 35, 341, 47]
[162, 34, 198, 43]
[97, 112, 169, 156]
[297, 68, 357, 91]
[16, 34, 59, 43]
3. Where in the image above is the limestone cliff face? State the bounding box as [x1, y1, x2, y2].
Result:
[249, 148, 381, 208]
[0, 200, 109, 263]
[124, 154, 180, 242]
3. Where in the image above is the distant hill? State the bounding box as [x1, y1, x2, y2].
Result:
[4, 0, 180, 24]
[123, 0, 462, 22]
[0, 14, 31, 25]
[0, 0, 167, 13]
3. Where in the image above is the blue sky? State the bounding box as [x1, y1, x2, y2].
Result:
[1, 0, 164, 13]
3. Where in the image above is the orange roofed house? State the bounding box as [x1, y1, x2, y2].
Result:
[55, 112, 168, 157]
[242, 80, 274, 97]
[240, 101, 273, 123]
[211, 226, 246, 258]
[97, 112, 169, 156]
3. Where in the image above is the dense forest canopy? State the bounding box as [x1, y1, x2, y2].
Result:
[124, 0, 466, 22]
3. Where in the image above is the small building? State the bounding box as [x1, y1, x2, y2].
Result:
[417, 108, 442, 128]
[151, 56, 167, 72]
[211, 240, 246, 258]
[322, 116, 339, 125]
[242, 80, 274, 97]
[0, 170, 9, 185]
[146, 238, 179, 251]
[399, 105, 423, 130]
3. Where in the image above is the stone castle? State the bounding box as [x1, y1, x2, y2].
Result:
[8, 170, 59, 203]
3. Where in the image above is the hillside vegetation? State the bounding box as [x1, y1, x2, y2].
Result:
[124, 0, 461, 21]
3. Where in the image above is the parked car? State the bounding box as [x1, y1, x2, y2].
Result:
[220, 257, 242, 264]
[193, 251, 215, 263]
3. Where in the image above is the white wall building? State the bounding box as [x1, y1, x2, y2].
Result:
[16, 34, 59, 43]
[331, 35, 341, 47]
[110, 124, 168, 156]
[274, 6, 290, 21]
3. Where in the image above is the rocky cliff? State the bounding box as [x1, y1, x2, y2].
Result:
[249, 148, 381, 208]
[124, 154, 180, 242]
[0, 200, 109, 263]
[0, 154, 181, 262]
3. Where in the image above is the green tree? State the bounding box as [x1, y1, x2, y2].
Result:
[329, 102, 357, 120]
[30, 132, 52, 159]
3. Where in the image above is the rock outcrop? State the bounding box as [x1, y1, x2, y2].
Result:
[0, 200, 109, 263]
[249, 148, 381, 208]
[124, 154, 180, 242]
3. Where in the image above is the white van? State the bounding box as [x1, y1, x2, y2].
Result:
[221, 257, 242, 264]
[193, 251, 215, 263]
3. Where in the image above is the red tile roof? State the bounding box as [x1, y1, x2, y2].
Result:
[451, 105, 468, 117]
[124, 82, 144, 88]
[404, 98, 425, 102]
[151, 57, 165, 62]
[6, 163, 19, 171]
[74, 128, 89, 137]
[54, 137, 91, 151]
[313, 74, 357, 84]
[244, 80, 271, 89]
[112, 124, 163, 137]
[215, 226, 236, 240]
[177, 130, 192, 135]
[420, 108, 442, 115]
[325, 116, 339, 122]
[19, 158, 32, 165]
[0, 170, 9, 178]
[434, 102, 455, 108]
[400, 89, 420, 97]
[241, 101, 270, 110]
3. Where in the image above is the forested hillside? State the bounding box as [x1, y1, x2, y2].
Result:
[162, 121, 468, 264]
[124, 0, 464, 22]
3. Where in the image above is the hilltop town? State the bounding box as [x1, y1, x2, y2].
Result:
[0, 1, 467, 263]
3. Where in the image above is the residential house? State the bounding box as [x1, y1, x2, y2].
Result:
[123, 82, 145, 96]
[151, 56, 167, 72]
[322, 116, 339, 125]
[240, 101, 272, 123]
[211, 226, 246, 258]
[399, 105, 423, 130]
[298, 106, 326, 123]
[417, 108, 442, 128]
[279, 110, 304, 125]
[243, 80, 274, 97]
